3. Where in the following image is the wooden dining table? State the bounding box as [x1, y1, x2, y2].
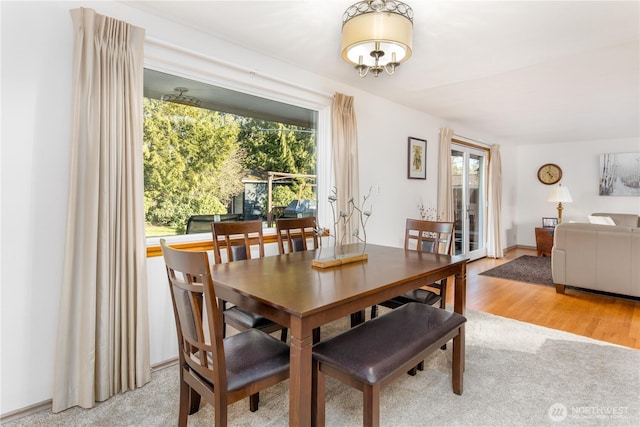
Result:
[211, 242, 468, 426]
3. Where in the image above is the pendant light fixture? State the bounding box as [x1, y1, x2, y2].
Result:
[341, 0, 414, 77]
[161, 87, 201, 107]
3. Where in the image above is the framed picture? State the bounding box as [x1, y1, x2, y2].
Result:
[408, 137, 427, 179]
[599, 152, 640, 196]
[542, 217, 558, 228]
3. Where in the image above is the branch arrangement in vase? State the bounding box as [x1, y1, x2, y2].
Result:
[327, 186, 375, 249]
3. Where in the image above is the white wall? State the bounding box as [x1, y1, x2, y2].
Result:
[497, 144, 520, 249]
[2, 1, 496, 415]
[515, 138, 640, 247]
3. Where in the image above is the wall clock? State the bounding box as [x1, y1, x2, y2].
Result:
[537, 163, 562, 185]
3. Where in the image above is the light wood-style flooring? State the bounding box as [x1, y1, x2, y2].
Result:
[450, 247, 640, 349]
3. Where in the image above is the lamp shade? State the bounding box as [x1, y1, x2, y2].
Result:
[548, 186, 573, 203]
[341, 10, 413, 67]
[341, 0, 413, 77]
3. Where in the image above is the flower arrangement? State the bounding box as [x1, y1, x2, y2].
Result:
[417, 202, 442, 221]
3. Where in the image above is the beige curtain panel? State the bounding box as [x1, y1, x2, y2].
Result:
[487, 144, 504, 258]
[53, 8, 150, 412]
[437, 128, 455, 224]
[331, 93, 360, 244]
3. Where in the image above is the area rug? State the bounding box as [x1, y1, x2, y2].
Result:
[5, 309, 639, 426]
[480, 255, 553, 286]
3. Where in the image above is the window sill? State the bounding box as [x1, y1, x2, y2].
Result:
[146, 228, 279, 258]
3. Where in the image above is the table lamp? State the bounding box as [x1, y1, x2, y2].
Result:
[548, 184, 572, 224]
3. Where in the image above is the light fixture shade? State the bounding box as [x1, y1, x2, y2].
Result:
[341, 0, 413, 77]
[548, 186, 573, 203]
[342, 10, 413, 67]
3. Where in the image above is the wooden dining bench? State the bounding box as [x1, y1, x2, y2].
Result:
[312, 302, 466, 427]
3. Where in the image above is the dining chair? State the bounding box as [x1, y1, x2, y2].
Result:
[371, 218, 454, 319]
[275, 217, 319, 254]
[160, 240, 290, 426]
[211, 220, 288, 342]
[371, 218, 454, 371]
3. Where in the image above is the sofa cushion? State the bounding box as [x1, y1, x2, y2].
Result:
[591, 213, 640, 227]
[588, 215, 616, 225]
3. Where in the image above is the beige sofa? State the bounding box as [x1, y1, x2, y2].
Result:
[551, 213, 640, 298]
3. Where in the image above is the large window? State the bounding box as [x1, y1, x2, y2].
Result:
[143, 69, 318, 237]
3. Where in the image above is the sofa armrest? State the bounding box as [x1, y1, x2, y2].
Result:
[551, 247, 565, 284]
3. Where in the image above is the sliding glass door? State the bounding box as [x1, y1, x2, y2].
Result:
[452, 144, 487, 261]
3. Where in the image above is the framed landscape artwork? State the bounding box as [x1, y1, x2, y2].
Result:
[408, 137, 427, 179]
[599, 152, 640, 196]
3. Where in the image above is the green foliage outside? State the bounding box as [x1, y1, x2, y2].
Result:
[268, 184, 316, 209]
[144, 99, 244, 233]
[239, 118, 317, 209]
[143, 99, 317, 236]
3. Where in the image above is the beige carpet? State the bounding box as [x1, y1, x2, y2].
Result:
[6, 308, 639, 426]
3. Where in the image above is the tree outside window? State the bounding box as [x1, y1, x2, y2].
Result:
[143, 98, 317, 237]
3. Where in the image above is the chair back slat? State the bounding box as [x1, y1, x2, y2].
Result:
[211, 220, 265, 263]
[161, 239, 226, 389]
[405, 218, 454, 255]
[276, 217, 319, 254]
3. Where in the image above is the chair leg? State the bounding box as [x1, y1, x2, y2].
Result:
[178, 378, 190, 427]
[440, 282, 447, 350]
[452, 327, 465, 395]
[371, 305, 378, 319]
[312, 360, 325, 427]
[249, 392, 260, 412]
[188, 387, 201, 415]
[351, 310, 365, 327]
[313, 327, 321, 344]
[363, 383, 381, 427]
[214, 393, 227, 427]
[440, 279, 448, 309]
[280, 328, 288, 342]
[221, 303, 228, 339]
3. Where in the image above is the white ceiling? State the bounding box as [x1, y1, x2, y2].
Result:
[129, 1, 640, 145]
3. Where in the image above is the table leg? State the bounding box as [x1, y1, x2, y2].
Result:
[454, 261, 467, 316]
[289, 319, 314, 426]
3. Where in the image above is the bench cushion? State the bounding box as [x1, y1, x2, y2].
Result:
[313, 302, 466, 385]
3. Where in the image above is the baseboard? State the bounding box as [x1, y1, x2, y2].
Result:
[473, 245, 535, 260]
[507, 244, 536, 252]
[0, 358, 180, 423]
[151, 357, 179, 372]
[0, 399, 52, 424]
